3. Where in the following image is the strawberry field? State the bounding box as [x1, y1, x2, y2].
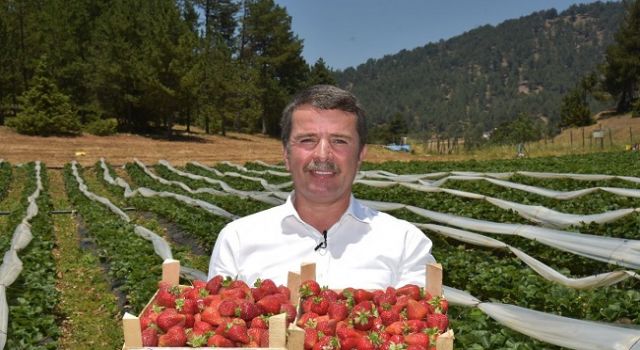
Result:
[1, 151, 639, 349]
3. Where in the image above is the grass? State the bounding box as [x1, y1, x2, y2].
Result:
[49, 169, 123, 349]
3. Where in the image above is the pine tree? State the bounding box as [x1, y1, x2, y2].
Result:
[559, 86, 593, 128]
[602, 0, 640, 112]
[308, 58, 336, 86]
[7, 57, 81, 136]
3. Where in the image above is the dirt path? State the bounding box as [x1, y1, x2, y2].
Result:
[0, 126, 425, 167]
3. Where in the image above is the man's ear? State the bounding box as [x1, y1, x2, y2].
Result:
[283, 145, 291, 171]
[357, 144, 368, 166]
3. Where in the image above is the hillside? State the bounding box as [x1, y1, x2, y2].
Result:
[334, 1, 625, 138]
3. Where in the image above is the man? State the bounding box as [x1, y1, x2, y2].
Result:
[208, 85, 435, 289]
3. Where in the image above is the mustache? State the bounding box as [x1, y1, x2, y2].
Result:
[305, 160, 339, 173]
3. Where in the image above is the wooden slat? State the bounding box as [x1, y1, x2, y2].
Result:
[122, 312, 142, 349]
[287, 271, 301, 305]
[300, 262, 316, 282]
[426, 263, 443, 298]
[162, 259, 180, 285]
[268, 313, 287, 348]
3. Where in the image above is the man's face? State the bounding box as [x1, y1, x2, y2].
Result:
[284, 104, 366, 206]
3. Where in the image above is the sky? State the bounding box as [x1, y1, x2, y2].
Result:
[273, 0, 610, 70]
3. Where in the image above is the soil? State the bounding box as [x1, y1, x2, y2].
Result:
[0, 126, 428, 167]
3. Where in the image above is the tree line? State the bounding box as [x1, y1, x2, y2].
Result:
[0, 0, 336, 136]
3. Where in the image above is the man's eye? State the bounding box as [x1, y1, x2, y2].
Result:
[333, 139, 348, 144]
[299, 138, 316, 144]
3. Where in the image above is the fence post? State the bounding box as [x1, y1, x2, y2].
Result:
[570, 130, 573, 148]
[582, 128, 585, 149]
[609, 128, 613, 147]
[630, 127, 633, 145]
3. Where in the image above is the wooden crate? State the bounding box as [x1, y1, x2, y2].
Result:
[285, 262, 454, 350]
[122, 259, 289, 350]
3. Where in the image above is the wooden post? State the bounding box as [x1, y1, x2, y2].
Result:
[300, 262, 316, 283]
[436, 329, 455, 350]
[570, 130, 573, 148]
[268, 313, 287, 348]
[162, 259, 180, 285]
[287, 325, 305, 350]
[426, 263, 443, 298]
[582, 127, 585, 149]
[287, 271, 301, 305]
[630, 127, 633, 145]
[609, 128, 613, 147]
[122, 312, 142, 349]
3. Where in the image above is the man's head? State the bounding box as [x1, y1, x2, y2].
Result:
[281, 84, 367, 151]
[281, 85, 368, 208]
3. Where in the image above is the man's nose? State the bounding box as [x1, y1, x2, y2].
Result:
[315, 138, 332, 159]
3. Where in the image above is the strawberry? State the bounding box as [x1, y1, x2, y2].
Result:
[218, 299, 238, 316]
[236, 300, 261, 321]
[380, 309, 401, 326]
[251, 315, 269, 329]
[156, 282, 181, 308]
[397, 284, 421, 301]
[280, 302, 298, 324]
[374, 287, 397, 307]
[207, 334, 234, 347]
[206, 275, 224, 294]
[256, 294, 283, 314]
[336, 322, 363, 340]
[341, 336, 362, 350]
[426, 313, 448, 333]
[184, 313, 195, 328]
[297, 312, 319, 328]
[385, 321, 406, 335]
[313, 335, 340, 350]
[351, 309, 374, 331]
[300, 280, 321, 299]
[220, 287, 248, 300]
[328, 301, 349, 321]
[248, 328, 268, 347]
[356, 336, 376, 350]
[406, 345, 427, 350]
[316, 318, 337, 336]
[406, 299, 428, 320]
[320, 288, 339, 302]
[158, 325, 187, 347]
[224, 318, 250, 344]
[186, 329, 210, 347]
[405, 333, 430, 348]
[406, 320, 426, 333]
[140, 304, 163, 330]
[156, 308, 186, 332]
[310, 296, 330, 315]
[353, 289, 373, 304]
[304, 327, 319, 350]
[200, 306, 227, 326]
[175, 297, 198, 315]
[141, 327, 158, 346]
[428, 296, 448, 314]
[252, 278, 279, 301]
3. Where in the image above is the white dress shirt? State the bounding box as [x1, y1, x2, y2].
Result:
[208, 193, 436, 289]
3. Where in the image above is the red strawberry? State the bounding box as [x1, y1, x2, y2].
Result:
[351, 309, 374, 331]
[156, 283, 181, 308]
[407, 299, 428, 320]
[140, 304, 163, 330]
[406, 345, 427, 350]
[237, 300, 261, 321]
[175, 297, 198, 315]
[200, 306, 227, 326]
[206, 275, 224, 294]
[397, 284, 421, 301]
[158, 325, 187, 347]
[356, 336, 376, 350]
[300, 280, 321, 299]
[406, 319, 426, 333]
[426, 313, 449, 333]
[280, 302, 298, 324]
[251, 315, 269, 329]
[184, 313, 195, 328]
[380, 309, 401, 326]
[278, 285, 291, 300]
[310, 296, 330, 315]
[320, 288, 339, 302]
[313, 335, 340, 350]
[156, 308, 186, 332]
[220, 287, 248, 300]
[218, 299, 238, 316]
[374, 287, 397, 307]
[328, 301, 349, 321]
[385, 321, 406, 335]
[248, 328, 268, 347]
[341, 336, 362, 350]
[316, 318, 337, 336]
[304, 328, 319, 350]
[336, 322, 363, 340]
[353, 289, 374, 304]
[207, 334, 234, 347]
[428, 296, 448, 314]
[252, 278, 279, 301]
[141, 327, 158, 346]
[224, 318, 250, 344]
[405, 333, 430, 348]
[186, 329, 210, 347]
[256, 294, 283, 314]
[297, 312, 319, 328]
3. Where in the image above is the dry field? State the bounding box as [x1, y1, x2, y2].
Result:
[0, 126, 427, 167]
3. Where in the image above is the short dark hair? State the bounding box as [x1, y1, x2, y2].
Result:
[281, 84, 367, 150]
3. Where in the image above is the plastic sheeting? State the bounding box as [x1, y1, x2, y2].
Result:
[416, 223, 639, 289]
[187, 161, 292, 192]
[162, 161, 284, 206]
[0, 162, 43, 350]
[221, 161, 290, 177]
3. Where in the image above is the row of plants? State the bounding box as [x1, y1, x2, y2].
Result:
[0, 163, 59, 349]
[63, 163, 162, 314]
[0, 161, 11, 201]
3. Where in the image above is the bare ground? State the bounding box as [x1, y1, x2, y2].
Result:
[0, 126, 428, 167]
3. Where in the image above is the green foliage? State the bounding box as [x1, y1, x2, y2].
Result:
[335, 2, 624, 137]
[84, 118, 118, 136]
[601, 0, 640, 112]
[559, 86, 593, 128]
[7, 58, 81, 136]
[307, 58, 337, 86]
[490, 113, 546, 145]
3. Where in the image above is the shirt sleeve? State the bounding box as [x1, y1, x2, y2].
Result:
[207, 224, 241, 280]
[395, 224, 437, 287]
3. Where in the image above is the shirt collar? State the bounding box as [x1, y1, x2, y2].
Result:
[283, 192, 374, 227]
